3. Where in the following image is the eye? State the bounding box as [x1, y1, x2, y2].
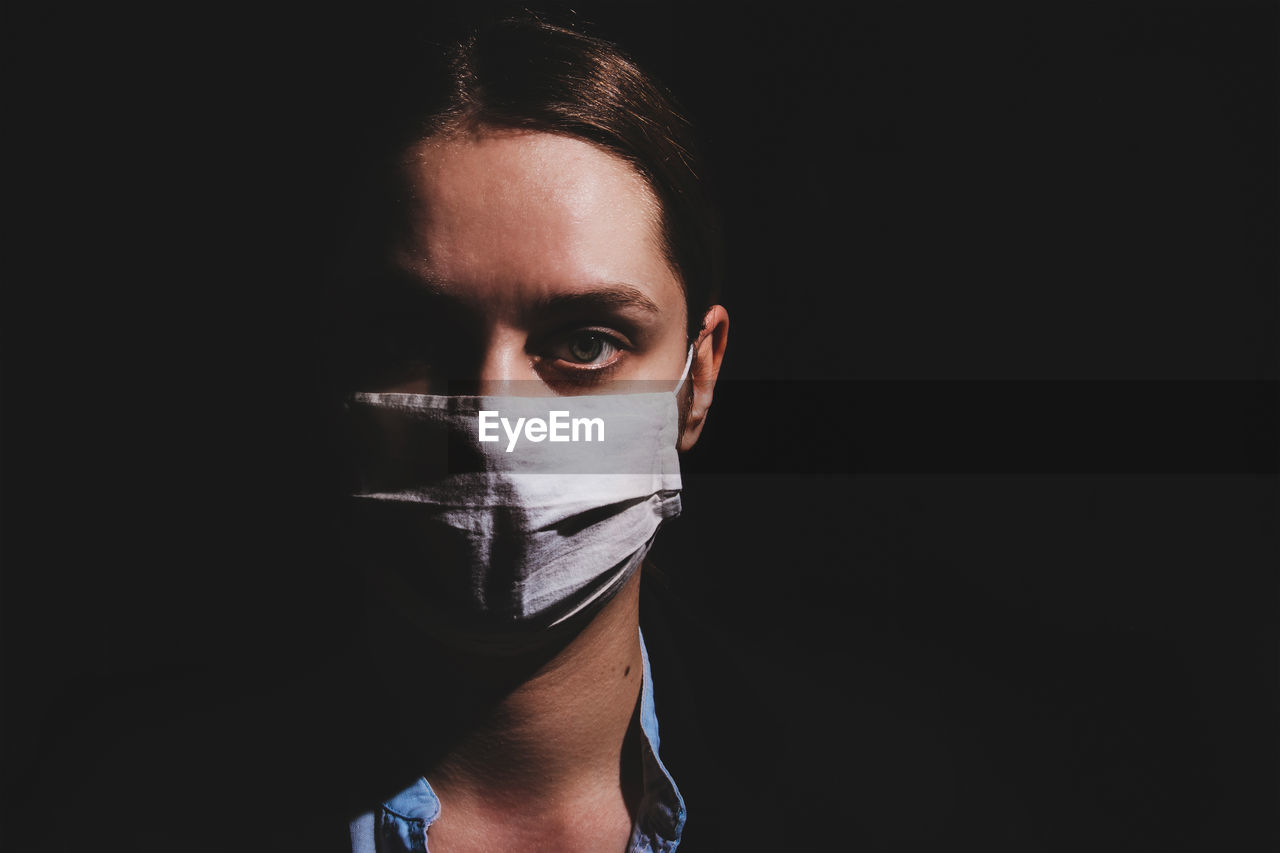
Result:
[568, 333, 608, 363]
[553, 330, 624, 367]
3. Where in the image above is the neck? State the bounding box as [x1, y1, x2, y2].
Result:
[432, 573, 644, 803]
[364, 570, 646, 811]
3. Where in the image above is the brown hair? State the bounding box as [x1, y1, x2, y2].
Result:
[360, 15, 722, 343]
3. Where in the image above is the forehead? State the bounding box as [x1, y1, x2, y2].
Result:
[392, 129, 676, 305]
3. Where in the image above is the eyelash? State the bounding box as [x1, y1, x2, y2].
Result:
[539, 327, 631, 380]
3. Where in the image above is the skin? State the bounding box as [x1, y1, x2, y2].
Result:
[373, 127, 729, 852]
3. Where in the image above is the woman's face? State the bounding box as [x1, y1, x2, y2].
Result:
[378, 128, 692, 397]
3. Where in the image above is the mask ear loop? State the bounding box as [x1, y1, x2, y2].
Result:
[673, 344, 695, 395]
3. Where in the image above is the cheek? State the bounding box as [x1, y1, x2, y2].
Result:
[638, 321, 693, 384]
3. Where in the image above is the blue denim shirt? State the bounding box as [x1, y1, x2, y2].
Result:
[347, 629, 686, 853]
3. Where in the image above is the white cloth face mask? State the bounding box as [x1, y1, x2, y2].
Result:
[345, 349, 692, 643]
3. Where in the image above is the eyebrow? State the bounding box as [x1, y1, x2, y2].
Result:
[379, 269, 664, 317]
[535, 284, 662, 316]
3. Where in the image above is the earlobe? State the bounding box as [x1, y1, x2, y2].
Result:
[678, 305, 729, 453]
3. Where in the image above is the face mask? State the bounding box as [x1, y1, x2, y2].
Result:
[344, 349, 691, 645]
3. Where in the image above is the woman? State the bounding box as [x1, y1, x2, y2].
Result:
[16, 14, 747, 853]
[333, 15, 730, 853]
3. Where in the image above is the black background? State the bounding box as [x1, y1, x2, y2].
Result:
[4, 1, 1276, 850]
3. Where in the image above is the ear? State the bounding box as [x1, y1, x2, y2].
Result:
[678, 305, 729, 452]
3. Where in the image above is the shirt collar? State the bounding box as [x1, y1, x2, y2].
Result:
[362, 627, 685, 853]
[629, 626, 686, 852]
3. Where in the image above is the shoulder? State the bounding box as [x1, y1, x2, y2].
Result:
[17, 655, 377, 853]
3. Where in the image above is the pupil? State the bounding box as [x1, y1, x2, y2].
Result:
[570, 335, 603, 362]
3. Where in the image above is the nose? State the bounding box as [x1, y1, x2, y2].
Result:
[475, 329, 524, 395]
[449, 326, 545, 396]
